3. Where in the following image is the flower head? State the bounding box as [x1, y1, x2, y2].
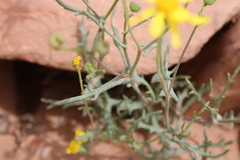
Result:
[130, 0, 209, 48]
[72, 56, 82, 70]
[66, 140, 82, 154]
[66, 128, 88, 154]
[75, 128, 88, 143]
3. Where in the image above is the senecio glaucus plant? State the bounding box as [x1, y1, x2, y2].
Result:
[44, 0, 240, 159]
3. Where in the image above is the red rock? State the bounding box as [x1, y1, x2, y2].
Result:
[0, 0, 240, 74]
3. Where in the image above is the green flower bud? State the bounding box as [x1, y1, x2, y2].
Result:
[84, 62, 95, 73]
[79, 146, 88, 154]
[132, 141, 142, 151]
[94, 40, 109, 57]
[204, 0, 217, 6]
[49, 33, 66, 50]
[129, 1, 142, 13]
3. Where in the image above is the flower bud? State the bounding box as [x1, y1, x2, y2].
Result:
[204, 0, 216, 6]
[72, 56, 82, 70]
[49, 33, 66, 50]
[129, 1, 142, 13]
[84, 62, 95, 73]
[132, 141, 142, 150]
[94, 40, 109, 57]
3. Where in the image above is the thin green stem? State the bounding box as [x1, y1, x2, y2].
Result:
[103, 28, 127, 48]
[56, 0, 127, 49]
[122, 24, 132, 70]
[169, 5, 206, 93]
[182, 104, 206, 134]
[156, 38, 170, 130]
[122, 5, 142, 77]
[127, 31, 142, 77]
[169, 26, 198, 93]
[82, 0, 100, 18]
[142, 39, 158, 51]
[122, 0, 148, 103]
[142, 28, 167, 51]
[94, 57, 127, 77]
[122, 15, 154, 34]
[183, 116, 240, 124]
[56, 0, 82, 13]
[77, 69, 94, 129]
[214, 65, 240, 109]
[104, 0, 119, 20]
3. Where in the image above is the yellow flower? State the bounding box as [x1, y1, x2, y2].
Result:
[66, 140, 81, 154]
[130, 0, 209, 48]
[66, 128, 88, 154]
[75, 128, 88, 143]
[72, 56, 82, 70]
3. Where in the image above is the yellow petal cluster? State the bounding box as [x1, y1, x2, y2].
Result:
[66, 140, 82, 154]
[72, 56, 82, 70]
[130, 0, 209, 48]
[66, 128, 88, 154]
[75, 128, 88, 143]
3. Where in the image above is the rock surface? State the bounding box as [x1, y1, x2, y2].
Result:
[0, 0, 240, 74]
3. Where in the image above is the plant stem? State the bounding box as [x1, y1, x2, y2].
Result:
[56, 0, 82, 13]
[128, 30, 142, 77]
[122, 20, 132, 70]
[169, 26, 198, 93]
[122, 3, 142, 77]
[104, 0, 119, 20]
[82, 0, 100, 18]
[77, 69, 94, 129]
[156, 38, 171, 130]
[214, 65, 240, 109]
[94, 57, 127, 77]
[142, 28, 167, 52]
[56, 0, 127, 48]
[169, 5, 206, 93]
[122, 0, 149, 103]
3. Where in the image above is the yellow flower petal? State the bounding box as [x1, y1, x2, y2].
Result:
[75, 128, 85, 137]
[66, 140, 81, 154]
[149, 12, 166, 38]
[167, 16, 181, 48]
[146, 0, 157, 3]
[172, 7, 209, 25]
[130, 7, 156, 25]
[179, 0, 193, 3]
[171, 31, 181, 48]
[72, 56, 82, 70]
[156, 0, 179, 12]
[130, 0, 209, 48]
[75, 128, 88, 143]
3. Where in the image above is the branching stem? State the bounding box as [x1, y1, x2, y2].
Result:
[77, 69, 94, 130]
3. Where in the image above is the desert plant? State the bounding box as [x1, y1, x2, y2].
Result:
[44, 0, 240, 159]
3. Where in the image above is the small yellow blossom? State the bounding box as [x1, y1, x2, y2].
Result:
[75, 128, 88, 143]
[66, 128, 88, 154]
[66, 140, 81, 154]
[130, 0, 209, 48]
[72, 56, 82, 70]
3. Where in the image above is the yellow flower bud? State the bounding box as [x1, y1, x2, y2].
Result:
[72, 56, 82, 70]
